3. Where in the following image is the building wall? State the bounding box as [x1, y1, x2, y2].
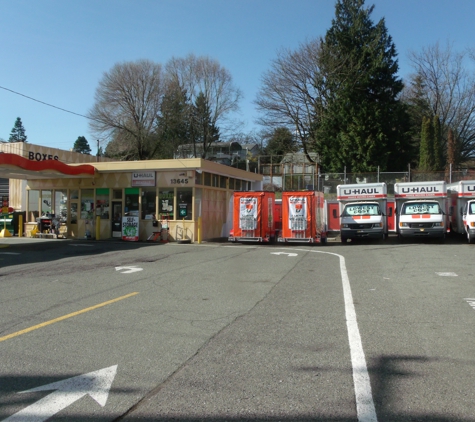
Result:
[25, 167, 261, 242]
[0, 142, 101, 164]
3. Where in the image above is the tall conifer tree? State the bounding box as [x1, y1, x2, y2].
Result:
[432, 115, 442, 171]
[314, 0, 411, 172]
[8, 117, 27, 142]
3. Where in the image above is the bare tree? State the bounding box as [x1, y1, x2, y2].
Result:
[165, 54, 242, 135]
[254, 39, 325, 162]
[88, 59, 165, 160]
[408, 42, 475, 165]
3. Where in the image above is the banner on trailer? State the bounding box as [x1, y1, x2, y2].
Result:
[122, 216, 139, 241]
[239, 197, 258, 230]
[288, 196, 308, 229]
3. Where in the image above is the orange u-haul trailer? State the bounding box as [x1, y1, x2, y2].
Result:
[228, 191, 276, 243]
[278, 191, 327, 244]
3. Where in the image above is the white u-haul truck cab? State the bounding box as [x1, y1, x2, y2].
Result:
[394, 181, 449, 241]
[335, 183, 388, 243]
[447, 180, 475, 243]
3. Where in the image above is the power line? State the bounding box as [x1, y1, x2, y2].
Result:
[0, 85, 101, 122]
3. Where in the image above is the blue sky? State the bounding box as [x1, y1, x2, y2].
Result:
[1, 0, 475, 155]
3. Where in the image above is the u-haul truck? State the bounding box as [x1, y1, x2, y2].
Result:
[278, 191, 327, 244]
[394, 181, 449, 241]
[335, 183, 388, 243]
[228, 191, 276, 243]
[447, 180, 475, 243]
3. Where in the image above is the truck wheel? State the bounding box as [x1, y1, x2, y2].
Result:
[468, 230, 474, 244]
[341, 236, 347, 244]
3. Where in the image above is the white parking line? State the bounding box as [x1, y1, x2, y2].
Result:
[293, 248, 378, 422]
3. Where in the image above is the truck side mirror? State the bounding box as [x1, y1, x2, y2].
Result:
[332, 209, 337, 219]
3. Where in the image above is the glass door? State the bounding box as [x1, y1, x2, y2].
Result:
[112, 201, 122, 238]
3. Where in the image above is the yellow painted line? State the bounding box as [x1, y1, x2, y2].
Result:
[0, 245, 9, 248]
[0, 292, 139, 342]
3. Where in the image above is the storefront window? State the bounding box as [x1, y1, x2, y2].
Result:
[81, 189, 94, 220]
[141, 187, 156, 220]
[28, 190, 39, 222]
[42, 190, 52, 216]
[96, 188, 110, 219]
[159, 190, 174, 219]
[55, 190, 68, 224]
[195, 171, 202, 185]
[124, 188, 139, 217]
[220, 176, 227, 189]
[204, 172, 211, 186]
[113, 189, 122, 200]
[177, 188, 192, 220]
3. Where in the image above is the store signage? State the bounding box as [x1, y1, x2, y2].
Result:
[178, 203, 188, 217]
[28, 152, 59, 161]
[132, 172, 156, 187]
[122, 216, 139, 241]
[155, 171, 194, 187]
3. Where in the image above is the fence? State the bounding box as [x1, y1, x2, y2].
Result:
[259, 162, 475, 197]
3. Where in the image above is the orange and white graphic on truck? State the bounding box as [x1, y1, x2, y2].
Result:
[289, 197, 308, 231]
[239, 197, 258, 230]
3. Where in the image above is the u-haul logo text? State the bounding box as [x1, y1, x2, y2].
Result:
[401, 186, 440, 194]
[343, 188, 381, 195]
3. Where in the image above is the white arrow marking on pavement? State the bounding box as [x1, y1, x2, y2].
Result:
[0, 252, 20, 255]
[115, 266, 143, 274]
[270, 252, 298, 257]
[69, 244, 95, 247]
[3, 365, 118, 422]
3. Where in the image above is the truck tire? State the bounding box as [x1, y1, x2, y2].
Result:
[341, 236, 347, 244]
[468, 229, 474, 244]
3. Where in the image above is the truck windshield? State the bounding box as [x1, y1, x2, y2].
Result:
[470, 203, 475, 214]
[402, 202, 441, 215]
[342, 204, 381, 216]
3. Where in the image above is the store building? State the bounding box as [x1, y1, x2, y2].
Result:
[0, 142, 262, 241]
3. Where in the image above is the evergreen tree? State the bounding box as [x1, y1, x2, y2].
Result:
[264, 127, 297, 157]
[73, 136, 92, 154]
[403, 73, 432, 167]
[8, 117, 27, 142]
[157, 85, 191, 158]
[192, 92, 220, 159]
[419, 116, 432, 171]
[446, 127, 459, 170]
[432, 115, 443, 171]
[314, 0, 411, 172]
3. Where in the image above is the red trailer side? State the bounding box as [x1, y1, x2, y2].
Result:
[228, 191, 276, 242]
[278, 191, 327, 244]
